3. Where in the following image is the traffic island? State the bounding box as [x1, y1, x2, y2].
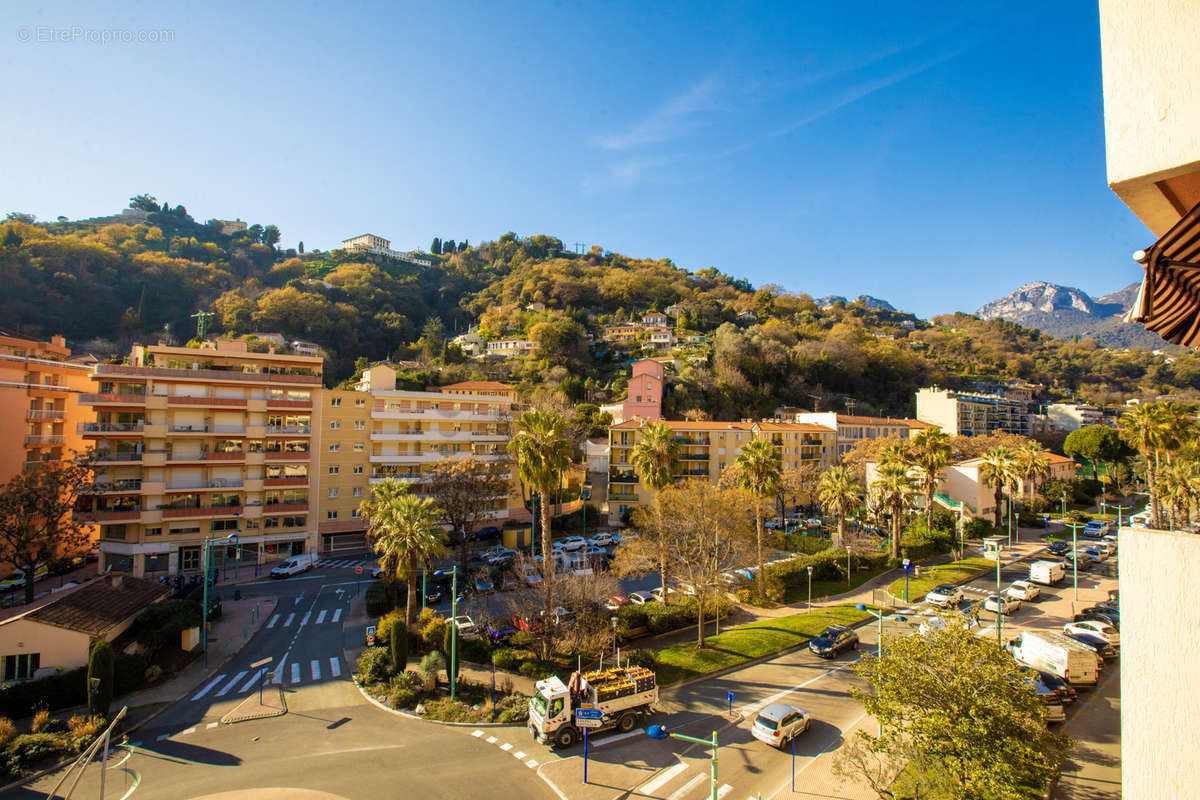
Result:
[220, 685, 287, 724]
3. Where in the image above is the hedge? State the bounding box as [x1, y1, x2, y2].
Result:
[365, 581, 394, 618]
[0, 653, 145, 719]
[766, 547, 892, 594]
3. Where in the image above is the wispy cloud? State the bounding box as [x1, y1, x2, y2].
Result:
[596, 75, 723, 151]
[582, 155, 675, 193]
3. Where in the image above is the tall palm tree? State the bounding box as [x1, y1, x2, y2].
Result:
[359, 479, 445, 625]
[734, 436, 782, 599]
[907, 428, 951, 534]
[870, 461, 917, 559]
[629, 420, 680, 602]
[978, 447, 1016, 532]
[879, 440, 909, 467]
[508, 410, 573, 637]
[1014, 441, 1051, 507]
[817, 465, 862, 545]
[1119, 403, 1169, 527]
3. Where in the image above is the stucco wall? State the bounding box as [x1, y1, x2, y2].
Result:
[0, 619, 93, 675]
[1119, 525, 1200, 797]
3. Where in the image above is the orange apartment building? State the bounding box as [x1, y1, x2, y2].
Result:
[75, 339, 323, 577]
[0, 331, 96, 485]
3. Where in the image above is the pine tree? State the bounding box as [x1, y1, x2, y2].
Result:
[87, 640, 115, 717]
[431, 237, 442, 255]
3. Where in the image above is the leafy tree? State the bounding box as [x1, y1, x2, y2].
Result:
[0, 458, 94, 606]
[425, 455, 512, 573]
[444, 239, 456, 254]
[262, 225, 281, 248]
[87, 640, 115, 717]
[1012, 441, 1051, 506]
[430, 237, 442, 255]
[1119, 402, 1169, 526]
[508, 410, 572, 655]
[128, 194, 160, 212]
[359, 479, 445, 624]
[733, 437, 782, 599]
[845, 617, 1068, 799]
[818, 465, 862, 544]
[1062, 425, 1122, 479]
[5, 212, 36, 223]
[389, 615, 409, 672]
[298, 241, 304, 254]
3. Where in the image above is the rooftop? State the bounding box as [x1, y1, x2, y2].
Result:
[437, 381, 516, 392]
[8, 575, 167, 636]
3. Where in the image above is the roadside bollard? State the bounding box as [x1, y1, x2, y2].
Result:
[243, 623, 248, 641]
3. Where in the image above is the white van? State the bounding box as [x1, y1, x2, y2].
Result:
[1128, 510, 1151, 528]
[270, 553, 318, 578]
[1009, 631, 1098, 686]
[1029, 560, 1065, 586]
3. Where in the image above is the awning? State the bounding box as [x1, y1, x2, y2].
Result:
[1124, 200, 1200, 345]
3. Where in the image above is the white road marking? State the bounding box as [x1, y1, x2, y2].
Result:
[525, 759, 538, 768]
[329, 657, 342, 678]
[513, 750, 526, 759]
[472, 730, 484, 738]
[486, 736, 498, 744]
[182, 727, 196, 735]
[301, 611, 311, 626]
[641, 762, 689, 794]
[215, 670, 247, 697]
[311, 659, 321, 680]
[716, 784, 732, 799]
[284, 613, 295, 626]
[290, 662, 301, 683]
[192, 674, 226, 700]
[500, 742, 512, 751]
[668, 774, 706, 800]
[316, 610, 327, 624]
[207, 722, 219, 729]
[239, 668, 264, 693]
[589, 728, 644, 749]
[332, 608, 342, 623]
[267, 614, 280, 628]
[738, 662, 852, 717]
[273, 655, 287, 684]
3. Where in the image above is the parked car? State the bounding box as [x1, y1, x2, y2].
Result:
[675, 582, 697, 596]
[1064, 632, 1119, 661]
[1034, 669, 1078, 704]
[751, 703, 811, 748]
[587, 533, 614, 547]
[804, 518, 823, 528]
[602, 594, 628, 611]
[270, 553, 317, 578]
[1083, 520, 1111, 538]
[522, 564, 543, 586]
[1006, 580, 1040, 602]
[1028, 676, 1067, 723]
[583, 545, 607, 560]
[628, 590, 655, 605]
[1075, 608, 1120, 629]
[1046, 541, 1070, 557]
[486, 548, 518, 566]
[475, 526, 502, 541]
[808, 625, 859, 658]
[984, 594, 1021, 615]
[560, 537, 587, 552]
[482, 619, 517, 643]
[1064, 620, 1119, 647]
[1082, 546, 1106, 562]
[451, 615, 477, 636]
[473, 575, 495, 594]
[925, 584, 964, 608]
[1090, 540, 1115, 558]
[651, 586, 678, 603]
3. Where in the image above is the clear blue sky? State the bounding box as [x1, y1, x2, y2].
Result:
[0, 0, 1151, 318]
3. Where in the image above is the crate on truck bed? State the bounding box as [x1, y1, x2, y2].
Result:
[528, 666, 659, 748]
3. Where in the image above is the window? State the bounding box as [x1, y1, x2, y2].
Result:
[354, 420, 366, 430]
[352, 465, 363, 474]
[328, 465, 339, 475]
[328, 488, 339, 498]
[170, 525, 201, 535]
[330, 397, 342, 407]
[3, 653, 40, 682]
[352, 487, 363, 497]
[211, 519, 238, 532]
[355, 398, 366, 407]
[180, 546, 201, 571]
[144, 526, 162, 537]
[329, 443, 340, 453]
[353, 443, 364, 452]
[330, 420, 341, 430]
[327, 511, 338, 520]
[351, 509, 362, 519]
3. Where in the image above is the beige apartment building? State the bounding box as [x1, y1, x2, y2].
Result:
[1099, 2, 1200, 796]
[915, 387, 1031, 437]
[315, 367, 524, 550]
[607, 419, 836, 523]
[781, 410, 930, 458]
[76, 339, 323, 577]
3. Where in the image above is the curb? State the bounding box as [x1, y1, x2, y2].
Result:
[220, 686, 288, 724]
[882, 546, 1050, 607]
[354, 681, 521, 728]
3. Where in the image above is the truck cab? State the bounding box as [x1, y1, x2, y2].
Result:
[529, 667, 658, 748]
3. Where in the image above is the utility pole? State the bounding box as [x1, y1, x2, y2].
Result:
[191, 309, 216, 340]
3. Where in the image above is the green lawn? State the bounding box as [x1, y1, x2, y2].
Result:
[781, 567, 887, 605]
[886, 558, 993, 603]
[653, 605, 871, 685]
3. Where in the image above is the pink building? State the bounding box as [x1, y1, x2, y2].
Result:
[622, 359, 663, 421]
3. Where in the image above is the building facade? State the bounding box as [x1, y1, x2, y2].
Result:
[782, 410, 929, 458]
[77, 339, 323, 577]
[622, 359, 664, 422]
[915, 387, 1032, 437]
[607, 419, 836, 524]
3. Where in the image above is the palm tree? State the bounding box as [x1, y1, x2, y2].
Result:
[629, 421, 680, 602]
[1014, 441, 1051, 507]
[359, 479, 445, 625]
[734, 437, 783, 599]
[978, 447, 1016, 531]
[508, 410, 573, 638]
[1119, 403, 1169, 527]
[879, 440, 909, 466]
[907, 428, 951, 534]
[869, 461, 917, 559]
[817, 465, 862, 545]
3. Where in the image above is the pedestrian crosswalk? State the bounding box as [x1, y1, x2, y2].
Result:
[191, 654, 347, 701]
[266, 606, 344, 629]
[635, 760, 734, 799]
[316, 557, 373, 569]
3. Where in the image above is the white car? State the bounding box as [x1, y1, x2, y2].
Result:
[560, 537, 587, 552]
[984, 594, 1021, 615]
[587, 533, 614, 547]
[1064, 620, 1119, 647]
[1090, 541, 1115, 558]
[628, 590, 654, 605]
[925, 584, 964, 608]
[522, 564, 542, 586]
[1005, 580, 1040, 602]
[270, 553, 317, 578]
[651, 586, 677, 603]
[451, 615, 476, 636]
[751, 703, 810, 748]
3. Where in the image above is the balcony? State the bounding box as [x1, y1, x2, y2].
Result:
[264, 476, 308, 487]
[79, 392, 146, 406]
[167, 396, 247, 408]
[86, 478, 143, 493]
[93, 451, 143, 463]
[75, 508, 141, 523]
[370, 472, 430, 484]
[160, 504, 242, 519]
[678, 453, 709, 461]
[27, 409, 65, 421]
[263, 502, 309, 514]
[95, 363, 321, 386]
[608, 473, 639, 483]
[79, 422, 144, 435]
[24, 435, 65, 446]
[165, 479, 245, 492]
[677, 469, 709, 477]
[265, 451, 310, 461]
[266, 425, 311, 434]
[672, 435, 710, 446]
[28, 381, 70, 394]
[369, 431, 427, 440]
[266, 398, 312, 409]
[609, 491, 639, 502]
[167, 424, 247, 435]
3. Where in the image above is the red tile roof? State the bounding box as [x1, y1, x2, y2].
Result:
[21, 576, 167, 636]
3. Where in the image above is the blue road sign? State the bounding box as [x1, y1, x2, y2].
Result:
[576, 708, 603, 720]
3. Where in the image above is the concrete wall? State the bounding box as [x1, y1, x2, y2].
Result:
[0, 618, 92, 675]
[1119, 525, 1200, 797]
[1100, 0, 1200, 235]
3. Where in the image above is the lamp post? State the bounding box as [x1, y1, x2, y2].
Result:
[1062, 522, 1085, 601]
[994, 543, 1003, 645]
[1110, 503, 1132, 529]
[902, 559, 911, 603]
[611, 615, 619, 660]
[806, 565, 813, 613]
[201, 532, 235, 667]
[435, 566, 460, 700]
[647, 726, 719, 800]
[846, 545, 852, 585]
[1006, 493, 1013, 547]
[854, 603, 886, 737]
[1061, 489, 1068, 519]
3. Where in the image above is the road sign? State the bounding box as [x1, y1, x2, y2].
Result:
[355, 565, 363, 575]
[229, 534, 238, 545]
[250, 656, 272, 669]
[575, 707, 603, 720]
[575, 716, 602, 729]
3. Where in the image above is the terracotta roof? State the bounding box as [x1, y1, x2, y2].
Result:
[610, 419, 833, 433]
[754, 422, 837, 433]
[834, 414, 930, 428]
[23, 576, 167, 636]
[438, 381, 516, 392]
[1045, 453, 1075, 464]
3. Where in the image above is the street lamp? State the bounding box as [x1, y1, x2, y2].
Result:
[647, 725, 719, 800]
[993, 542, 1004, 645]
[1006, 494, 1013, 546]
[434, 566, 461, 700]
[902, 559, 911, 603]
[1061, 489, 1068, 519]
[1062, 521, 1086, 601]
[854, 603, 886, 737]
[202, 532, 236, 667]
[806, 565, 813, 613]
[846, 545, 852, 585]
[1110, 503, 1132, 529]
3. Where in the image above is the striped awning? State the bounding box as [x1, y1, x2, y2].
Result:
[1124, 200, 1200, 345]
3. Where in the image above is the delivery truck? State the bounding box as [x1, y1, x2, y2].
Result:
[529, 666, 658, 748]
[1008, 631, 1099, 686]
[1029, 560, 1065, 586]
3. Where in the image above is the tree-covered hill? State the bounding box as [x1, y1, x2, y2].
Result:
[3, 198, 1199, 416]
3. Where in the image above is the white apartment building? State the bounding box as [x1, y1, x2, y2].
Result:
[784, 411, 929, 458]
[915, 387, 1032, 437]
[1046, 403, 1104, 432]
[485, 339, 533, 358]
[339, 234, 434, 267]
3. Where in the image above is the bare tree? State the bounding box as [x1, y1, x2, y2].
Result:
[612, 488, 687, 604]
[425, 455, 513, 572]
[0, 457, 94, 606]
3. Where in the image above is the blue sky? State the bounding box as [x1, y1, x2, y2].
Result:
[1, 1, 1151, 318]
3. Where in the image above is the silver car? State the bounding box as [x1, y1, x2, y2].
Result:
[751, 703, 810, 748]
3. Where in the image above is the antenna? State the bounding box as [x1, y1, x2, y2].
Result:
[190, 310, 216, 340]
[574, 242, 585, 255]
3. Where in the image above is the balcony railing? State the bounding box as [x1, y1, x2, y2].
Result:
[264, 502, 309, 513]
[264, 476, 308, 487]
[608, 473, 639, 483]
[672, 435, 710, 445]
[87, 479, 143, 493]
[265, 450, 310, 460]
[678, 453, 709, 460]
[94, 451, 143, 462]
[165, 479, 245, 492]
[75, 508, 141, 522]
[266, 425, 311, 434]
[27, 409, 65, 421]
[79, 392, 146, 405]
[609, 492, 639, 502]
[96, 363, 321, 385]
[79, 422, 144, 433]
[24, 435, 65, 446]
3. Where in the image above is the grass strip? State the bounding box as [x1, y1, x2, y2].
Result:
[887, 557, 994, 603]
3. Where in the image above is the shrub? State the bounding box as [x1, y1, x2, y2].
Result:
[389, 618, 409, 671]
[898, 522, 953, 560]
[388, 684, 418, 710]
[963, 518, 996, 540]
[735, 588, 752, 604]
[66, 715, 104, 751]
[4, 732, 70, 775]
[616, 605, 647, 629]
[0, 654, 142, 721]
[1065, 509, 1090, 524]
[87, 641, 115, 717]
[419, 651, 446, 682]
[0, 719, 13, 750]
[144, 664, 165, 684]
[356, 648, 392, 684]
[491, 647, 518, 671]
[30, 709, 51, 734]
[493, 694, 528, 724]
[457, 634, 490, 664]
[518, 661, 554, 679]
[421, 616, 447, 650]
[417, 606, 436, 627]
[624, 648, 657, 668]
[134, 599, 202, 656]
[365, 581, 393, 618]
[509, 630, 534, 648]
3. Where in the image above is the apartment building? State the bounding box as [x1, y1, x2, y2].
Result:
[781, 410, 929, 458]
[1046, 403, 1105, 432]
[915, 387, 1032, 437]
[340, 234, 434, 267]
[484, 339, 533, 359]
[76, 339, 323, 577]
[0, 332, 96, 484]
[606, 419, 836, 524]
[314, 367, 523, 547]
